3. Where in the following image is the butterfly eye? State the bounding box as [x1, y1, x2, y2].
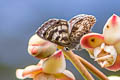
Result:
[64, 47, 70, 51]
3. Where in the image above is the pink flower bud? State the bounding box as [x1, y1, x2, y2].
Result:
[28, 34, 57, 59]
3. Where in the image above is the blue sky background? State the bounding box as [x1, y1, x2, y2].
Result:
[0, 0, 120, 80]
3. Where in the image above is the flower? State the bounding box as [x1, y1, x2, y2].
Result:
[80, 14, 120, 71]
[28, 34, 57, 59]
[16, 50, 75, 80]
[108, 76, 120, 80]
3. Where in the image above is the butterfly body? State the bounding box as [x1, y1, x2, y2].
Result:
[36, 14, 96, 51]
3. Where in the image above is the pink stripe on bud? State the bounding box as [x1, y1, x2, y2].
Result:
[111, 14, 117, 25]
[54, 50, 63, 58]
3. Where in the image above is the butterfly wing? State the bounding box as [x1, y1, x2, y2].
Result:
[69, 14, 96, 50]
[69, 14, 96, 43]
[36, 19, 71, 47]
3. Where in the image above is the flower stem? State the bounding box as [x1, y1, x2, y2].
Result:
[58, 45, 94, 80]
[75, 54, 109, 80]
[63, 50, 94, 80]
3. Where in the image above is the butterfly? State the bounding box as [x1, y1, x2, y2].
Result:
[36, 14, 96, 51]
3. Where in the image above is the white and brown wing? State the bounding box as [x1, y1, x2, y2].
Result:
[69, 14, 96, 43]
[69, 14, 96, 50]
[36, 19, 71, 47]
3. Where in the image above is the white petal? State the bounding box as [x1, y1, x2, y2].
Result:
[103, 14, 120, 44]
[33, 73, 56, 80]
[104, 45, 117, 64]
[28, 34, 45, 45]
[54, 70, 75, 80]
[108, 76, 120, 80]
[23, 65, 43, 78]
[95, 55, 112, 61]
[101, 43, 105, 49]
[100, 61, 108, 68]
[16, 69, 28, 79]
[42, 50, 66, 74]
[94, 47, 102, 58]
[62, 70, 75, 80]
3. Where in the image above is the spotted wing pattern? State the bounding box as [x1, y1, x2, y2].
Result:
[69, 14, 96, 43]
[36, 19, 71, 47]
[68, 14, 96, 50]
[36, 14, 96, 51]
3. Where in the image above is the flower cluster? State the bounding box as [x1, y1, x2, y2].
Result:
[80, 14, 120, 71]
[16, 14, 120, 80]
[16, 34, 75, 80]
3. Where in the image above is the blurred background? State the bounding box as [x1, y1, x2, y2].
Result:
[0, 0, 120, 80]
